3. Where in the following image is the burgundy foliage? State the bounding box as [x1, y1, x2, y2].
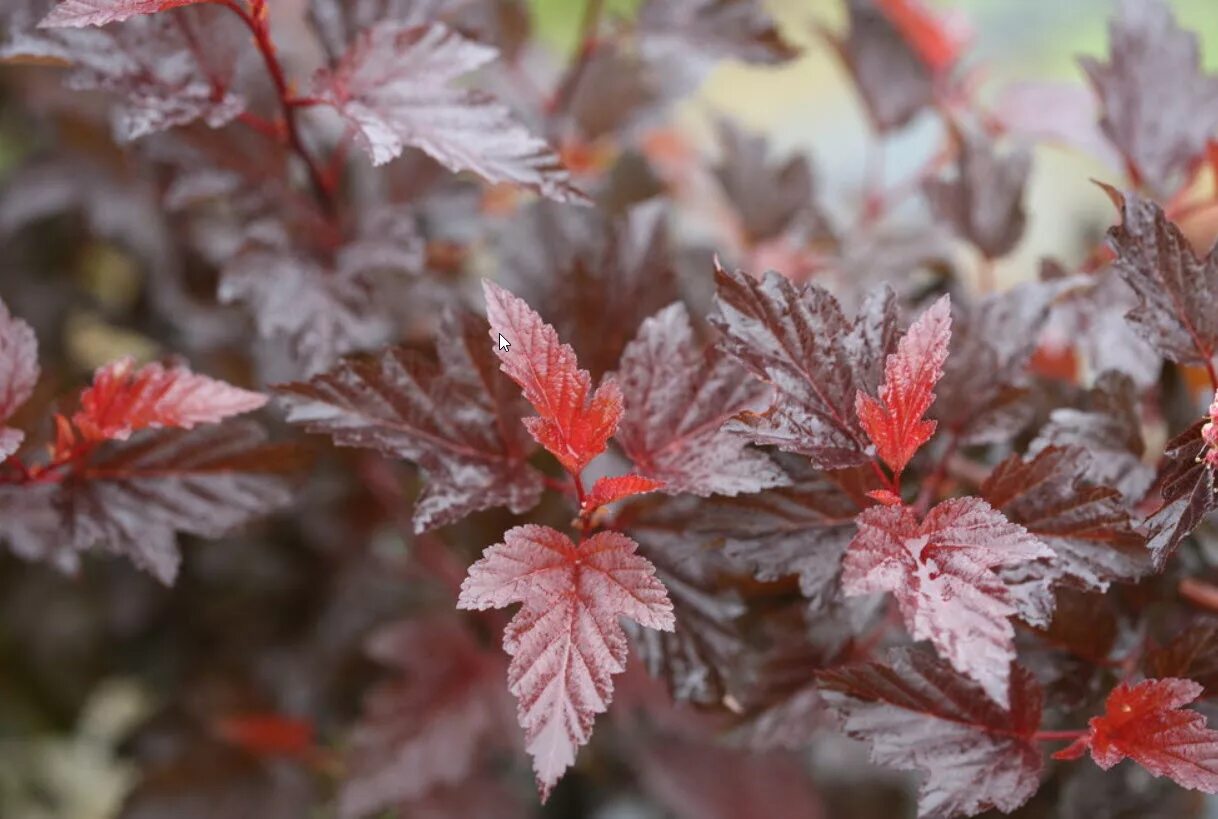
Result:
[9, 0, 1218, 816]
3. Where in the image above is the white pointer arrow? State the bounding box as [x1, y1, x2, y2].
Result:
[497, 333, 511, 352]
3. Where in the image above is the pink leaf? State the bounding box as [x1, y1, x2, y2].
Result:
[841, 497, 1053, 706]
[74, 357, 267, 443]
[457, 525, 674, 800]
[856, 295, 951, 475]
[483, 280, 623, 475]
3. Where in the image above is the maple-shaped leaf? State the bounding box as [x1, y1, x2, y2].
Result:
[982, 446, 1150, 623]
[615, 302, 787, 497]
[312, 21, 580, 202]
[817, 647, 1043, 818]
[932, 281, 1055, 444]
[0, 298, 39, 460]
[1056, 678, 1218, 793]
[1081, 0, 1218, 194]
[0, 422, 295, 584]
[711, 264, 898, 470]
[457, 525, 674, 800]
[1102, 185, 1218, 366]
[340, 616, 514, 819]
[831, 0, 934, 132]
[924, 127, 1030, 260]
[857, 295, 951, 476]
[842, 497, 1053, 706]
[1144, 420, 1216, 568]
[1144, 622, 1218, 699]
[582, 474, 663, 514]
[276, 310, 543, 533]
[497, 202, 678, 380]
[72, 357, 266, 443]
[483, 280, 622, 475]
[39, 0, 204, 28]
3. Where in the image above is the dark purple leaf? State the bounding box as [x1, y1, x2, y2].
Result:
[616, 302, 787, 497]
[710, 264, 898, 469]
[831, 0, 934, 132]
[816, 648, 1043, 818]
[275, 310, 543, 533]
[1145, 420, 1216, 567]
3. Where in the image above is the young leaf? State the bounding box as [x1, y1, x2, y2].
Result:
[582, 474, 664, 514]
[710, 264, 898, 470]
[856, 294, 951, 476]
[457, 525, 674, 800]
[73, 357, 267, 443]
[615, 302, 788, 496]
[1081, 0, 1218, 194]
[817, 648, 1043, 819]
[1102, 185, 1218, 366]
[841, 497, 1053, 706]
[1056, 678, 1218, 794]
[39, 0, 205, 28]
[312, 21, 580, 202]
[340, 616, 513, 819]
[924, 127, 1030, 260]
[0, 298, 39, 459]
[276, 310, 544, 533]
[483, 280, 623, 475]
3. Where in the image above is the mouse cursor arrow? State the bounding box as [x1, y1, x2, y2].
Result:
[497, 333, 511, 352]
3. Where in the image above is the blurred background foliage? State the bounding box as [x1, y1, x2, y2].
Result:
[2, 0, 1218, 817]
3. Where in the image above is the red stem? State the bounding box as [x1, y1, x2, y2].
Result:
[1033, 729, 1088, 742]
[913, 433, 959, 516]
[218, 0, 336, 217]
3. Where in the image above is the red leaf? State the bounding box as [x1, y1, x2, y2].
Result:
[1066, 678, 1218, 793]
[73, 357, 267, 443]
[856, 295, 951, 475]
[615, 302, 787, 496]
[817, 648, 1043, 818]
[582, 474, 664, 514]
[457, 525, 674, 800]
[312, 22, 581, 202]
[0, 298, 38, 459]
[841, 497, 1053, 706]
[483, 280, 623, 475]
[214, 713, 314, 758]
[866, 488, 903, 506]
[39, 0, 205, 28]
